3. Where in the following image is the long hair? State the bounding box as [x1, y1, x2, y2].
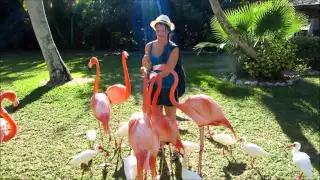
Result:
[155, 22, 171, 42]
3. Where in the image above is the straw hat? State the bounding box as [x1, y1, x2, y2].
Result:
[150, 14, 175, 31]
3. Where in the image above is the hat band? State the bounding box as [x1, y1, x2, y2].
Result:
[158, 20, 170, 25]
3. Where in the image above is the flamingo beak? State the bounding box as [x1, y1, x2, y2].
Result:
[221, 119, 237, 140]
[13, 98, 19, 108]
[287, 144, 295, 147]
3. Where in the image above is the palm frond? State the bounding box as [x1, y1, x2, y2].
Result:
[253, 0, 296, 38]
[285, 12, 308, 38]
[193, 42, 227, 56]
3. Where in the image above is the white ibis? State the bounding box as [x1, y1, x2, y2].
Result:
[182, 154, 202, 180]
[182, 140, 200, 155]
[288, 142, 312, 180]
[86, 130, 96, 141]
[70, 144, 106, 170]
[237, 137, 270, 168]
[114, 121, 129, 151]
[124, 150, 137, 180]
[210, 131, 237, 155]
[115, 122, 129, 138]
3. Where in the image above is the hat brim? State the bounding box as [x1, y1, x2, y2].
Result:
[150, 20, 175, 31]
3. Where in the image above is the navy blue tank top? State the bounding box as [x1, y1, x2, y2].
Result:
[149, 42, 175, 88]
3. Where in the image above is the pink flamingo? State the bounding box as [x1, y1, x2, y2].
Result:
[106, 51, 131, 128]
[148, 66, 185, 175]
[153, 64, 237, 177]
[88, 57, 112, 143]
[0, 90, 19, 143]
[128, 72, 160, 180]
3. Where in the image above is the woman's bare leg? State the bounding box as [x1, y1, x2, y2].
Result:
[164, 106, 179, 160]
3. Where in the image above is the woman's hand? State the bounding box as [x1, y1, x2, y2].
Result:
[142, 54, 149, 67]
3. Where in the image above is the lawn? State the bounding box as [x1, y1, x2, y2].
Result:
[0, 51, 319, 179]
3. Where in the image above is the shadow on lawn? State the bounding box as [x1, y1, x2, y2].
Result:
[0, 53, 44, 76]
[187, 70, 253, 99]
[261, 79, 320, 173]
[223, 158, 246, 179]
[209, 77, 320, 173]
[6, 83, 55, 113]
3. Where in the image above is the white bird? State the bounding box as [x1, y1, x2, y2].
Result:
[114, 122, 129, 150]
[210, 131, 237, 155]
[0, 118, 7, 142]
[237, 137, 270, 168]
[115, 122, 129, 137]
[288, 142, 313, 180]
[182, 154, 202, 180]
[86, 129, 97, 141]
[70, 145, 104, 166]
[182, 140, 200, 155]
[124, 150, 137, 180]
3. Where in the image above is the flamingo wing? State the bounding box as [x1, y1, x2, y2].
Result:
[106, 84, 127, 104]
[183, 95, 226, 126]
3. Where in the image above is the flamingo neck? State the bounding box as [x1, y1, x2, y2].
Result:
[169, 69, 181, 108]
[151, 76, 162, 119]
[122, 55, 131, 99]
[147, 76, 157, 118]
[142, 72, 148, 114]
[93, 62, 100, 94]
[0, 107, 17, 142]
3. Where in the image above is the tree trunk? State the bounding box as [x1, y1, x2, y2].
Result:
[26, 0, 72, 84]
[208, 0, 257, 60]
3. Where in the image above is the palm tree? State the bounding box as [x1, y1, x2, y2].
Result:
[196, 0, 307, 54]
[25, 0, 72, 85]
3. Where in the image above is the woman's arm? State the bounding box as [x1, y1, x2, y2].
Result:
[142, 43, 152, 71]
[159, 47, 179, 77]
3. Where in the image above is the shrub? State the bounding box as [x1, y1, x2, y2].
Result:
[292, 36, 320, 70]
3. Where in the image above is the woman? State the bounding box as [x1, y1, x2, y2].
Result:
[141, 14, 183, 161]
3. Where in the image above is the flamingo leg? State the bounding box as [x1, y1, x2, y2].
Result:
[198, 127, 205, 177]
[160, 144, 165, 177]
[168, 145, 174, 178]
[149, 155, 157, 180]
[250, 157, 256, 168]
[117, 104, 122, 129]
[207, 126, 213, 136]
[229, 145, 233, 155]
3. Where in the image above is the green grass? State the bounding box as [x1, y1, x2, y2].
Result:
[0, 51, 319, 179]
